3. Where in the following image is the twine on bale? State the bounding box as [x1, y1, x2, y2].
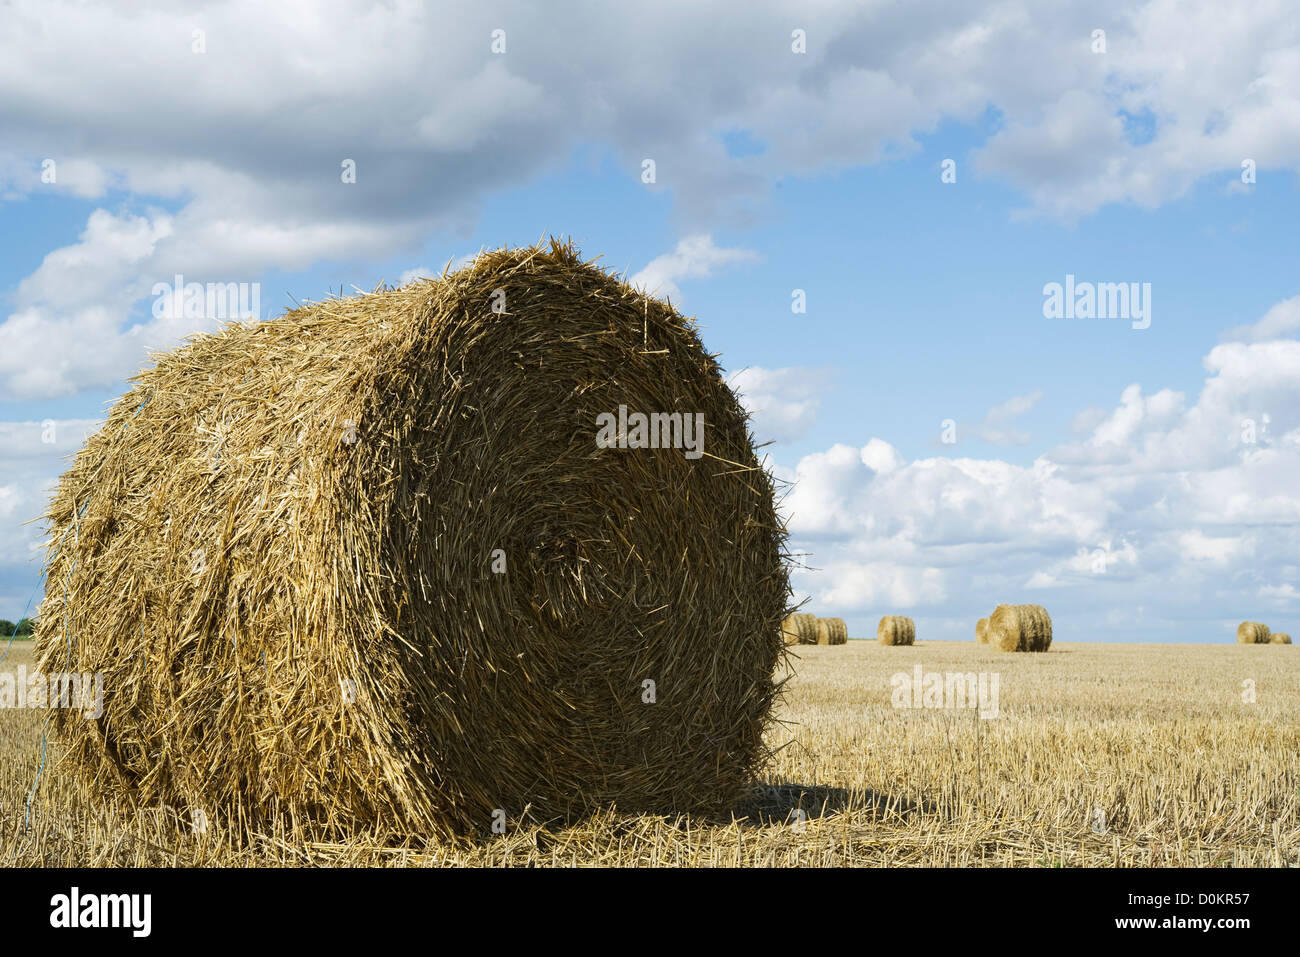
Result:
[34, 239, 791, 840]
[987, 604, 1053, 652]
[876, 616, 915, 646]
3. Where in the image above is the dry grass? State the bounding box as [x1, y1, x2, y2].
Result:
[6, 638, 1295, 867]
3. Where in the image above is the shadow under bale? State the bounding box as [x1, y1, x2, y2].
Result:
[733, 783, 925, 828]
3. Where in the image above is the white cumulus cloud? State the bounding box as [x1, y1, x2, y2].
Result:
[780, 300, 1300, 640]
[630, 235, 759, 302]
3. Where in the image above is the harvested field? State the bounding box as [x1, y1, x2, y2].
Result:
[5, 639, 1295, 867]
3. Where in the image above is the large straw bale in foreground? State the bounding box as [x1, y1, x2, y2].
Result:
[1236, 622, 1271, 644]
[877, 616, 915, 645]
[782, 613, 818, 645]
[815, 617, 848, 645]
[987, 604, 1053, 652]
[34, 240, 789, 838]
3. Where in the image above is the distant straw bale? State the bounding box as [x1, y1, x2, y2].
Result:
[986, 604, 1053, 652]
[815, 617, 848, 645]
[877, 616, 915, 646]
[1236, 622, 1271, 644]
[782, 613, 819, 645]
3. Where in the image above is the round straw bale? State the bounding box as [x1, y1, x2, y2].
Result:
[1236, 621, 1271, 644]
[815, 617, 848, 645]
[782, 613, 818, 645]
[33, 240, 789, 839]
[975, 617, 990, 644]
[986, 604, 1053, 652]
[1270, 632, 1292, 644]
[876, 615, 915, 646]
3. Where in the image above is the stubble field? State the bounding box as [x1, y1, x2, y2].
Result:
[2, 639, 1296, 866]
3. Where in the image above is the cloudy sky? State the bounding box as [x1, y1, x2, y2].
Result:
[1, 0, 1298, 641]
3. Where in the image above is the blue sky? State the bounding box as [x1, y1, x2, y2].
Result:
[1, 0, 1299, 642]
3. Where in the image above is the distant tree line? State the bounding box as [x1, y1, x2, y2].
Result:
[0, 618, 36, 638]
